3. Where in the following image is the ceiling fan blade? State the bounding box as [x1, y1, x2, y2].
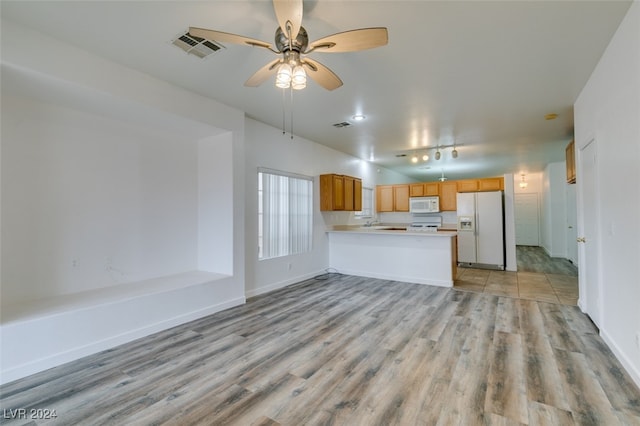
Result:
[245, 58, 282, 87]
[302, 58, 343, 91]
[189, 27, 272, 50]
[307, 27, 388, 53]
[273, 0, 303, 40]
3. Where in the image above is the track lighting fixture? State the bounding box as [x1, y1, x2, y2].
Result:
[405, 143, 460, 164]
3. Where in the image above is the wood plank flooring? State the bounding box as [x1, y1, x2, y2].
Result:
[1, 275, 639, 425]
[516, 246, 578, 276]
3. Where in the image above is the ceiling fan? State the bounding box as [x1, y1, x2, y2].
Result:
[189, 0, 388, 91]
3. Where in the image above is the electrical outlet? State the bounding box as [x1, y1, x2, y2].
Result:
[71, 259, 78, 268]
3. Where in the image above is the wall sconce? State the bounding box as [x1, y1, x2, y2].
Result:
[519, 174, 528, 189]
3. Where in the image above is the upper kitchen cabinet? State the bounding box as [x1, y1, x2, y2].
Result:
[376, 184, 410, 212]
[456, 179, 479, 193]
[439, 181, 458, 211]
[478, 177, 504, 191]
[410, 182, 439, 197]
[457, 177, 504, 192]
[566, 140, 576, 184]
[320, 174, 362, 211]
[394, 185, 410, 211]
[353, 178, 362, 211]
[376, 185, 394, 212]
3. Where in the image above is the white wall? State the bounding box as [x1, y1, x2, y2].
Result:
[244, 118, 397, 297]
[541, 162, 568, 258]
[2, 95, 201, 303]
[1, 19, 246, 382]
[574, 0, 640, 386]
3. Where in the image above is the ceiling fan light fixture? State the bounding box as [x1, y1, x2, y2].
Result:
[275, 63, 292, 88]
[452, 148, 458, 159]
[411, 154, 419, 163]
[435, 150, 441, 160]
[291, 65, 307, 90]
[422, 154, 429, 161]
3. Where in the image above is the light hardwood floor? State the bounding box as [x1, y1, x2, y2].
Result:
[1, 275, 639, 425]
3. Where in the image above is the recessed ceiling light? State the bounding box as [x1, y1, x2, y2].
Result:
[352, 114, 366, 121]
[545, 113, 558, 120]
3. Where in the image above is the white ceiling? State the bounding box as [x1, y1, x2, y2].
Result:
[1, 1, 632, 181]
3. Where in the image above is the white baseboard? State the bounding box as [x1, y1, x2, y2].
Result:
[0, 293, 245, 385]
[332, 268, 453, 288]
[245, 270, 327, 298]
[600, 329, 640, 389]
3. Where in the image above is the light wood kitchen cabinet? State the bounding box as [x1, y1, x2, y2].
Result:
[457, 177, 503, 192]
[566, 140, 576, 184]
[394, 185, 410, 211]
[439, 181, 458, 211]
[478, 177, 504, 191]
[376, 184, 410, 212]
[354, 178, 362, 211]
[457, 179, 479, 192]
[424, 182, 440, 196]
[320, 174, 362, 211]
[409, 183, 425, 197]
[343, 176, 354, 211]
[409, 182, 440, 197]
[376, 185, 394, 212]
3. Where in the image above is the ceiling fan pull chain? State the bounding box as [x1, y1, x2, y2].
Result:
[281, 88, 286, 135]
[290, 86, 294, 139]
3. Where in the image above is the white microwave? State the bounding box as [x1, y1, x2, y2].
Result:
[410, 196, 440, 213]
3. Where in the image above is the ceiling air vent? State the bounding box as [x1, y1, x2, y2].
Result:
[333, 122, 352, 128]
[171, 31, 224, 59]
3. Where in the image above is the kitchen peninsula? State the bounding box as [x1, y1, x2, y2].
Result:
[326, 227, 457, 287]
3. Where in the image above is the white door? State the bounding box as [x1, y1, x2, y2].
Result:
[579, 139, 601, 326]
[514, 193, 539, 246]
[566, 183, 578, 265]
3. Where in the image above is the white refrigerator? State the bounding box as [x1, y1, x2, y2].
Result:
[457, 191, 504, 270]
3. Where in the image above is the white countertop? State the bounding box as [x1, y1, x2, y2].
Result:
[326, 225, 456, 237]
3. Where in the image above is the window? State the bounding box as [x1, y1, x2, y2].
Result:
[258, 168, 313, 260]
[355, 187, 374, 218]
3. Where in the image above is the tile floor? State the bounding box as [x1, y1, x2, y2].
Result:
[454, 268, 579, 305]
[454, 247, 579, 305]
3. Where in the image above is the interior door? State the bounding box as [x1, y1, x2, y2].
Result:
[514, 193, 539, 246]
[566, 183, 578, 265]
[579, 139, 601, 327]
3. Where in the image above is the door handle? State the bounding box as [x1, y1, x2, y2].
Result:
[577, 237, 586, 243]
